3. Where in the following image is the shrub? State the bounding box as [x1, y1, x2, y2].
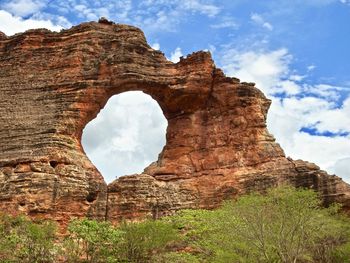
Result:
[63, 218, 122, 262]
[153, 252, 202, 263]
[118, 219, 179, 263]
[0, 213, 57, 263]
[184, 186, 350, 263]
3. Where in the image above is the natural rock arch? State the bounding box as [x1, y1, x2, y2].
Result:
[0, 21, 349, 225]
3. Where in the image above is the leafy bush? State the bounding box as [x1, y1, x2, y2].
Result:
[62, 218, 179, 263]
[331, 240, 350, 262]
[0, 213, 57, 263]
[62, 218, 122, 263]
[153, 252, 201, 263]
[118, 219, 179, 263]
[174, 186, 350, 263]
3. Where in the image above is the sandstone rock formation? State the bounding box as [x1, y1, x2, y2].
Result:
[0, 20, 349, 225]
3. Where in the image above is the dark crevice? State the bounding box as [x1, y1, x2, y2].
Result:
[49, 161, 58, 168]
[86, 192, 97, 203]
[105, 190, 109, 221]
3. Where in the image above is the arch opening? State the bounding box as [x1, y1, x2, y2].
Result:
[82, 91, 168, 183]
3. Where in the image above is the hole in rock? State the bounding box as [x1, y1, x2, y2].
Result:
[49, 161, 58, 168]
[86, 192, 97, 203]
[82, 91, 167, 183]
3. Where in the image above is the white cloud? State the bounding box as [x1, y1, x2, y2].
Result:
[280, 80, 301, 95]
[220, 48, 291, 95]
[307, 64, 316, 71]
[169, 47, 183, 63]
[27, 10, 72, 29]
[208, 44, 216, 54]
[45, 0, 220, 33]
[139, 0, 220, 17]
[1, 0, 47, 17]
[82, 91, 167, 183]
[139, 9, 179, 32]
[0, 10, 63, 35]
[210, 17, 238, 29]
[289, 74, 305, 82]
[1, 0, 220, 34]
[328, 157, 350, 182]
[134, 0, 220, 32]
[50, 0, 132, 23]
[72, 4, 110, 21]
[151, 43, 160, 50]
[268, 94, 350, 183]
[311, 97, 350, 133]
[309, 0, 339, 4]
[218, 46, 350, 183]
[340, 0, 350, 5]
[251, 13, 273, 31]
[182, 0, 220, 17]
[303, 84, 343, 101]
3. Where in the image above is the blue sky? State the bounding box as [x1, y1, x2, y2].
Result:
[0, 0, 349, 183]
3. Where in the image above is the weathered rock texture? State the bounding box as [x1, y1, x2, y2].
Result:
[0, 21, 349, 224]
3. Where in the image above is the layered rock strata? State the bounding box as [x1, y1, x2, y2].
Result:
[0, 20, 349, 224]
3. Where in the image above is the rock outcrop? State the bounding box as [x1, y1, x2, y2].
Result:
[0, 21, 349, 225]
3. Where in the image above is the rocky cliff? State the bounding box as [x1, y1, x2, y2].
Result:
[0, 20, 349, 225]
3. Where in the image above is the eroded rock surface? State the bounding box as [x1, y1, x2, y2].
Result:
[0, 21, 349, 224]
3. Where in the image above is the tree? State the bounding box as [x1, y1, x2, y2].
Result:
[118, 219, 179, 263]
[191, 186, 350, 263]
[153, 252, 201, 263]
[63, 218, 122, 263]
[0, 213, 57, 263]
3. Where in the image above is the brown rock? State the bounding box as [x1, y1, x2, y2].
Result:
[0, 31, 7, 40]
[98, 17, 114, 25]
[0, 22, 349, 225]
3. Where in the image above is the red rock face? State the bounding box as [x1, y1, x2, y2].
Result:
[0, 21, 349, 224]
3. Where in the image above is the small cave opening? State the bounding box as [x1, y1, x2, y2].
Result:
[49, 161, 58, 168]
[81, 91, 168, 183]
[86, 192, 97, 203]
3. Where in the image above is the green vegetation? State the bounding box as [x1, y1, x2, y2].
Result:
[1, 186, 349, 262]
[62, 219, 122, 262]
[0, 214, 57, 263]
[117, 219, 179, 262]
[168, 187, 350, 262]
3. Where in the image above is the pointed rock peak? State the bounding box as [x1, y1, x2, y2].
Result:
[0, 31, 7, 39]
[98, 17, 114, 25]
